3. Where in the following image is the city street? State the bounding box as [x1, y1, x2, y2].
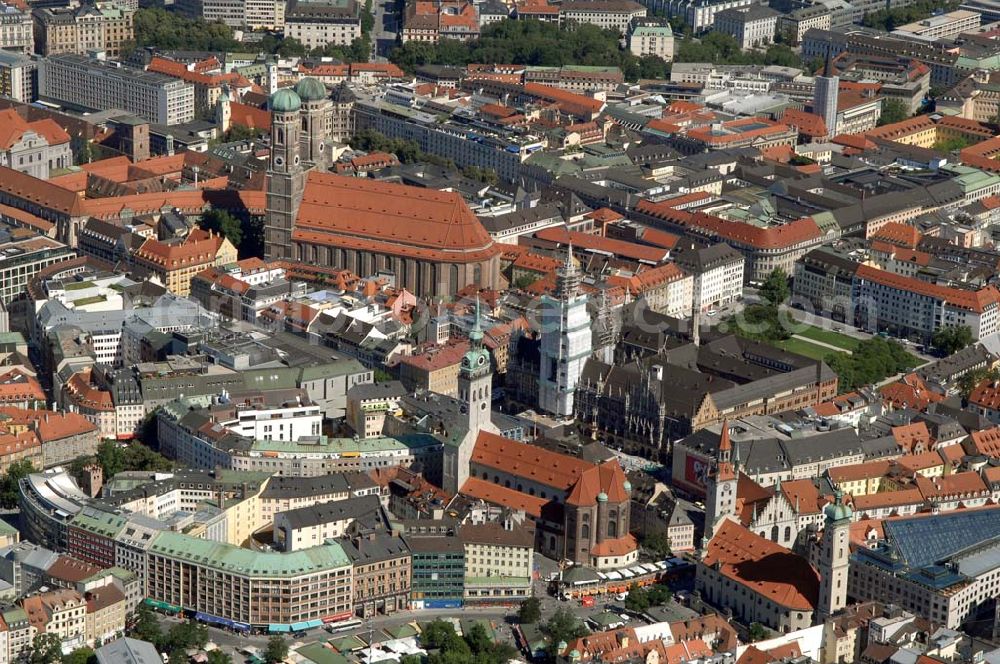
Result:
[156, 606, 518, 660]
[152, 571, 631, 663]
[372, 0, 398, 60]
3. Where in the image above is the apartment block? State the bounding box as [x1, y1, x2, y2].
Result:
[714, 5, 779, 49]
[39, 54, 195, 125]
[0, 2, 33, 54]
[460, 523, 533, 604]
[32, 3, 135, 58]
[146, 532, 355, 628]
[0, 233, 74, 305]
[0, 50, 37, 102]
[130, 229, 238, 296]
[627, 20, 674, 60]
[652, 0, 754, 31]
[560, 0, 646, 33]
[285, 0, 361, 50]
[891, 9, 980, 41]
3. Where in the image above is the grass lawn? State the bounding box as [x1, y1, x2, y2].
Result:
[794, 325, 861, 351]
[774, 337, 847, 362]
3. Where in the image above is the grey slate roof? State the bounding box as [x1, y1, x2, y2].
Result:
[261, 472, 377, 500]
[278, 495, 384, 529]
[96, 638, 161, 664]
[341, 532, 411, 564]
[347, 381, 407, 401]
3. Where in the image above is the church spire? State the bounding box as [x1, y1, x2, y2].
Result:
[719, 419, 731, 461]
[470, 295, 483, 346]
[716, 420, 736, 482]
[555, 241, 580, 300]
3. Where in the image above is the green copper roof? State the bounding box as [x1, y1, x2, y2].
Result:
[0, 517, 18, 537]
[149, 531, 350, 577]
[71, 510, 128, 539]
[295, 76, 327, 102]
[270, 88, 301, 113]
[248, 433, 441, 456]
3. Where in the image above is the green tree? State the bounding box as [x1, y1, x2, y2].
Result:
[265, 636, 289, 664]
[96, 441, 126, 478]
[518, 597, 542, 624]
[165, 620, 209, 652]
[957, 366, 1000, 399]
[933, 135, 973, 153]
[863, 0, 960, 30]
[640, 531, 671, 558]
[133, 8, 239, 51]
[95, 440, 172, 480]
[728, 303, 790, 343]
[646, 584, 672, 606]
[199, 208, 244, 249]
[0, 459, 34, 509]
[931, 326, 973, 357]
[72, 136, 97, 166]
[673, 31, 802, 68]
[825, 337, 918, 392]
[624, 584, 650, 612]
[463, 623, 494, 656]
[29, 633, 63, 664]
[221, 124, 263, 143]
[759, 268, 790, 306]
[361, 0, 375, 34]
[747, 622, 769, 642]
[420, 620, 461, 649]
[637, 55, 669, 80]
[400, 656, 423, 664]
[389, 19, 655, 79]
[878, 98, 910, 126]
[129, 604, 164, 647]
[61, 648, 95, 664]
[275, 37, 309, 57]
[206, 651, 233, 664]
[542, 608, 588, 652]
[514, 275, 537, 290]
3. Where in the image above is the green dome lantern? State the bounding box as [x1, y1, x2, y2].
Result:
[824, 490, 853, 523]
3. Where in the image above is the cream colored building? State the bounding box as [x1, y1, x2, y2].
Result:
[560, 0, 646, 33]
[627, 22, 673, 60]
[461, 523, 533, 604]
[259, 473, 380, 525]
[285, 0, 361, 49]
[146, 532, 355, 627]
[697, 520, 817, 633]
[131, 230, 237, 297]
[83, 585, 126, 646]
[22, 589, 87, 651]
[0, 3, 33, 54]
[274, 495, 382, 552]
[33, 2, 135, 58]
[891, 9, 979, 41]
[346, 382, 406, 440]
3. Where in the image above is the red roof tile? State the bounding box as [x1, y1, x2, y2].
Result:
[292, 172, 498, 263]
[460, 477, 547, 517]
[857, 264, 1000, 313]
[703, 520, 819, 611]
